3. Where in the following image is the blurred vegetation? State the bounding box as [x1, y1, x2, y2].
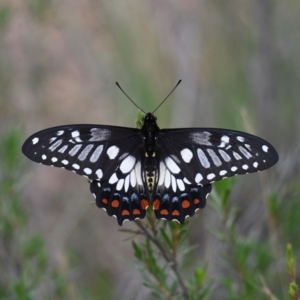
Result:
[0, 0, 300, 299]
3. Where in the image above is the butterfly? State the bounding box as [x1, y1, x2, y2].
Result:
[22, 82, 279, 225]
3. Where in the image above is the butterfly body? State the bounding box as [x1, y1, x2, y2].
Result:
[22, 112, 278, 225]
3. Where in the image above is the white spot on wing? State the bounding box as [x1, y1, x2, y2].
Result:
[195, 173, 203, 183]
[107, 145, 119, 159]
[253, 162, 258, 168]
[69, 144, 82, 156]
[71, 130, 80, 138]
[183, 177, 192, 184]
[42, 154, 47, 160]
[58, 145, 68, 153]
[221, 135, 230, 143]
[135, 161, 143, 186]
[158, 161, 166, 186]
[165, 169, 171, 188]
[171, 175, 177, 192]
[165, 157, 180, 174]
[90, 145, 103, 163]
[231, 166, 238, 172]
[239, 146, 252, 159]
[124, 175, 130, 192]
[219, 135, 230, 147]
[120, 155, 136, 174]
[237, 136, 245, 142]
[89, 128, 111, 141]
[180, 148, 193, 163]
[189, 131, 212, 145]
[57, 130, 64, 136]
[84, 167, 92, 175]
[32, 137, 39, 144]
[62, 159, 68, 165]
[109, 173, 118, 184]
[49, 137, 57, 143]
[72, 163, 80, 170]
[262, 145, 269, 152]
[207, 149, 222, 166]
[78, 144, 94, 161]
[242, 164, 249, 170]
[130, 170, 136, 187]
[51, 157, 58, 163]
[177, 179, 185, 191]
[219, 170, 227, 176]
[116, 178, 124, 191]
[96, 169, 103, 179]
[49, 139, 62, 151]
[197, 149, 210, 168]
[233, 151, 242, 160]
[218, 149, 231, 162]
[207, 173, 215, 180]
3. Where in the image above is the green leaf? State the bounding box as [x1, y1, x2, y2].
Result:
[132, 240, 143, 260]
[159, 227, 172, 248]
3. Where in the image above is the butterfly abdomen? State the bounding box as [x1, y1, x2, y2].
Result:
[143, 156, 159, 194]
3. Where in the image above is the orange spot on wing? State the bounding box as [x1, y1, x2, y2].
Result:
[133, 209, 140, 215]
[182, 200, 190, 209]
[141, 199, 149, 210]
[122, 209, 130, 216]
[102, 198, 108, 204]
[153, 199, 160, 210]
[160, 209, 168, 215]
[172, 210, 180, 216]
[193, 198, 200, 205]
[111, 199, 120, 208]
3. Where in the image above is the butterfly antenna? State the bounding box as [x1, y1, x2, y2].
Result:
[115, 82, 146, 114]
[152, 79, 182, 114]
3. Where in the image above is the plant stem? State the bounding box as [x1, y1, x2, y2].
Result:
[135, 220, 190, 300]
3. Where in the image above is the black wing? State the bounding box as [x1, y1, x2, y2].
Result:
[22, 124, 149, 225]
[151, 128, 278, 223]
[158, 128, 278, 185]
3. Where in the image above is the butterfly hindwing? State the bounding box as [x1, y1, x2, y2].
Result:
[152, 155, 212, 223]
[90, 158, 149, 225]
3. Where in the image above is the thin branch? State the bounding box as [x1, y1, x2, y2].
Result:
[134, 220, 189, 300]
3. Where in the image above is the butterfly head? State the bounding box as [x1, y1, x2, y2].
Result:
[143, 113, 157, 125]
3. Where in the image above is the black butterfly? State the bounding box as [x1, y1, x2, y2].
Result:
[22, 83, 278, 225]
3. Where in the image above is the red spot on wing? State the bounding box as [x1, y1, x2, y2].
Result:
[122, 209, 130, 216]
[102, 198, 108, 204]
[172, 210, 180, 216]
[193, 198, 200, 205]
[111, 199, 120, 208]
[182, 200, 190, 209]
[141, 199, 149, 210]
[153, 199, 160, 210]
[133, 209, 140, 215]
[160, 209, 168, 215]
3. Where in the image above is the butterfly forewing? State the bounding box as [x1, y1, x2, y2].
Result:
[22, 124, 143, 180]
[158, 128, 279, 186]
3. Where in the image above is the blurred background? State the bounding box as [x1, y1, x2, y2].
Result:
[1, 0, 300, 299]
